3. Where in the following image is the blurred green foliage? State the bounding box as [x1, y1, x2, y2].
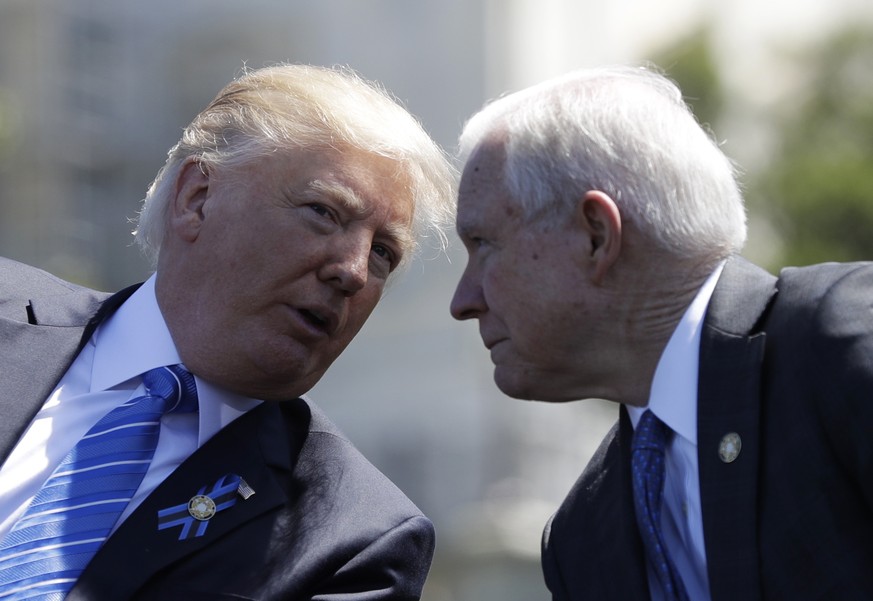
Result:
[648, 26, 725, 133]
[753, 28, 873, 266]
[650, 25, 873, 269]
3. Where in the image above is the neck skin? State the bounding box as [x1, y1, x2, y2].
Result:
[595, 228, 719, 407]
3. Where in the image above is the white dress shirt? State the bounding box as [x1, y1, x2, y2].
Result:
[0, 275, 261, 539]
[627, 261, 725, 601]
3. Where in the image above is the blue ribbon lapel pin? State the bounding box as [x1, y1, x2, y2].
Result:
[157, 474, 254, 540]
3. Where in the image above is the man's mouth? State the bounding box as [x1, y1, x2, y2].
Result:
[300, 308, 328, 331]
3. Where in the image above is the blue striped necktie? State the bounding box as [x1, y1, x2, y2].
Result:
[0, 364, 198, 600]
[631, 410, 689, 601]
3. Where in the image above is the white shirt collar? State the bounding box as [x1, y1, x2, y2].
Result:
[90, 274, 261, 446]
[627, 261, 726, 445]
[91, 275, 180, 392]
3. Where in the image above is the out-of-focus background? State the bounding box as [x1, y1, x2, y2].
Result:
[2, 1, 873, 599]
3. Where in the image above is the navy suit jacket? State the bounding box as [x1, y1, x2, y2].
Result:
[0, 257, 434, 600]
[542, 256, 873, 600]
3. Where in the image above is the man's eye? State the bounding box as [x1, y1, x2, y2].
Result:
[372, 244, 396, 269]
[308, 204, 335, 220]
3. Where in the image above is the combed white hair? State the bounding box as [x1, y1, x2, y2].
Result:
[458, 65, 747, 260]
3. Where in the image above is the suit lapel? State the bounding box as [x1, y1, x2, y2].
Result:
[70, 400, 299, 600]
[616, 407, 652, 599]
[697, 257, 776, 601]
[552, 410, 650, 599]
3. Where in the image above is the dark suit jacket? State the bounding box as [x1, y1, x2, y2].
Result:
[542, 256, 873, 601]
[0, 257, 435, 600]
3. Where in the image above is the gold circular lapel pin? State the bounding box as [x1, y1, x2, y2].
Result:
[188, 494, 217, 521]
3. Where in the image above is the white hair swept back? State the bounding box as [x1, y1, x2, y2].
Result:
[458, 65, 747, 261]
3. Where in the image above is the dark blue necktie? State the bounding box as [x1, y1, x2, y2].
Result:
[632, 410, 689, 601]
[0, 365, 198, 599]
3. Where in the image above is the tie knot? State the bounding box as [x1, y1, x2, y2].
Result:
[632, 410, 670, 454]
[141, 365, 199, 414]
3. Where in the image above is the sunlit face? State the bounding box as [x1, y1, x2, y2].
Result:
[158, 145, 413, 400]
[450, 141, 603, 402]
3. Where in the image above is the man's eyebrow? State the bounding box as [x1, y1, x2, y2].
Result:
[307, 179, 414, 253]
[384, 220, 415, 256]
[307, 179, 368, 216]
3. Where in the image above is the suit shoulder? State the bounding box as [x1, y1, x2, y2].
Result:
[769, 261, 873, 332]
[777, 260, 873, 373]
[0, 257, 95, 295]
[280, 397, 430, 522]
[777, 261, 873, 302]
[0, 257, 107, 322]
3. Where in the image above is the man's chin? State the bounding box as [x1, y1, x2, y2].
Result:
[493, 367, 587, 403]
[223, 353, 332, 401]
[493, 367, 541, 401]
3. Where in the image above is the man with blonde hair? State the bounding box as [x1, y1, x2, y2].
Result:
[451, 65, 873, 600]
[0, 64, 455, 600]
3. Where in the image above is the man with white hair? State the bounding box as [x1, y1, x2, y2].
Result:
[451, 65, 873, 600]
[0, 64, 455, 600]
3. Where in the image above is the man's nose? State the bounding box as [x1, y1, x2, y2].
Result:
[450, 267, 485, 320]
[319, 236, 370, 294]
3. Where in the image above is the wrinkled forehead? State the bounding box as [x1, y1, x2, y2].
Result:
[334, 147, 418, 255]
[248, 143, 417, 249]
[334, 146, 415, 227]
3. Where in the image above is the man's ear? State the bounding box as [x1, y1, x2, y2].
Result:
[576, 190, 622, 284]
[170, 158, 210, 242]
